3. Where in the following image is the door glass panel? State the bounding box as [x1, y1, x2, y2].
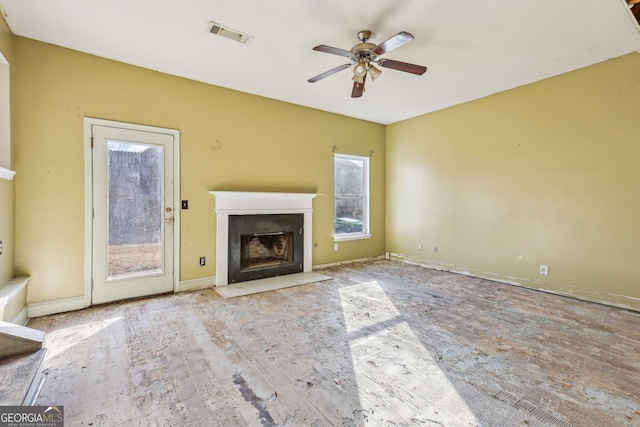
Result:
[107, 140, 163, 279]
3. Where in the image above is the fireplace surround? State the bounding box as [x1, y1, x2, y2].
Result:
[210, 191, 319, 286]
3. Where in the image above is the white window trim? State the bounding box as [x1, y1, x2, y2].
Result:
[334, 232, 372, 242]
[333, 153, 371, 242]
[0, 53, 11, 172]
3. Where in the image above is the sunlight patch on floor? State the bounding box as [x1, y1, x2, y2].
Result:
[339, 280, 479, 424]
[44, 316, 122, 358]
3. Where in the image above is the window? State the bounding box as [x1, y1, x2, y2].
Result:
[334, 153, 371, 241]
[0, 52, 14, 180]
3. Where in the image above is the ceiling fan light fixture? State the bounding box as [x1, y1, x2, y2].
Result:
[353, 62, 367, 77]
[352, 61, 367, 84]
[368, 64, 382, 81]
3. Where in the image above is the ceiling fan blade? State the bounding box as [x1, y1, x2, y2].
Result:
[351, 74, 366, 98]
[378, 59, 427, 75]
[308, 64, 352, 83]
[312, 45, 354, 58]
[372, 31, 414, 55]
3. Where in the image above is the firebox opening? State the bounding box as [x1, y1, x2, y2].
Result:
[241, 231, 294, 270]
[227, 213, 304, 283]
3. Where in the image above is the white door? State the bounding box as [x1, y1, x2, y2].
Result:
[91, 124, 175, 304]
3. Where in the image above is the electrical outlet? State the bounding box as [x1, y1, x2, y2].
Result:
[199, 257, 206, 266]
[417, 243, 423, 251]
[334, 243, 339, 251]
[539, 264, 549, 275]
[433, 245, 438, 253]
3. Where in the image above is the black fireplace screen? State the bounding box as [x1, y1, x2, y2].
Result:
[241, 232, 294, 270]
[228, 214, 304, 283]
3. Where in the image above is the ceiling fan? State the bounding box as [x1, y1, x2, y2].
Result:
[308, 30, 427, 98]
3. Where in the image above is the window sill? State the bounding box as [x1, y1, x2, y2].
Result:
[333, 233, 372, 242]
[0, 166, 16, 181]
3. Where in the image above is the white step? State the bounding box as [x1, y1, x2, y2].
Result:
[0, 321, 45, 359]
[0, 276, 29, 324]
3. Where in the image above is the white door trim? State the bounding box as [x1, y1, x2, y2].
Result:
[83, 117, 180, 307]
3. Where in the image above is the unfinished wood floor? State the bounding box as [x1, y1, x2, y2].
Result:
[28, 260, 640, 426]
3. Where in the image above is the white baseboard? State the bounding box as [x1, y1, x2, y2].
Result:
[177, 276, 215, 292]
[26, 277, 215, 317]
[28, 296, 86, 318]
[313, 255, 386, 270]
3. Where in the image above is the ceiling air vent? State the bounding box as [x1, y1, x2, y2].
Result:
[209, 22, 253, 44]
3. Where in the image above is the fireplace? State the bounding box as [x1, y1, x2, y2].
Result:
[228, 213, 304, 283]
[210, 191, 319, 286]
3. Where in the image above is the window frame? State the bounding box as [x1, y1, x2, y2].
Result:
[0, 53, 14, 180]
[333, 153, 372, 242]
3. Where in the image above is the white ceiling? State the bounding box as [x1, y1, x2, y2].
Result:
[2, 0, 639, 124]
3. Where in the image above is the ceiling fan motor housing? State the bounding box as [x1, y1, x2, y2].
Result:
[350, 43, 377, 63]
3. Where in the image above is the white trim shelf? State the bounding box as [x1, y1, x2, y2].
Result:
[0, 167, 16, 181]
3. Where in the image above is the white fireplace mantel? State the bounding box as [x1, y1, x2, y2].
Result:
[209, 191, 320, 286]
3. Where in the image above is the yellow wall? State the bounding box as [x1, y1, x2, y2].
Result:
[13, 37, 385, 304]
[0, 16, 14, 287]
[386, 53, 640, 310]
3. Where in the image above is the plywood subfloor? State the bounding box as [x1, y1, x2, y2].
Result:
[26, 260, 640, 426]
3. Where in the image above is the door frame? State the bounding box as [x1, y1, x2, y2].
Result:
[83, 117, 180, 307]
